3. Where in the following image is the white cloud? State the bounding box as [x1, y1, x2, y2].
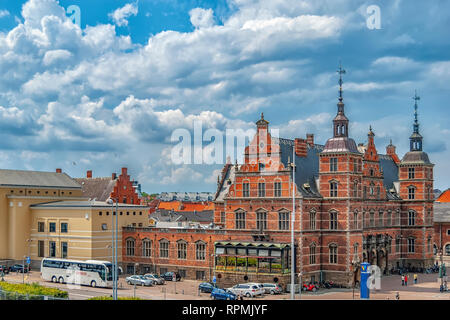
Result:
[189, 8, 215, 29]
[43, 49, 73, 66]
[0, 10, 10, 18]
[109, 2, 138, 27]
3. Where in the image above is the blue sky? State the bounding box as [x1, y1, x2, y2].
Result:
[0, 0, 449, 193]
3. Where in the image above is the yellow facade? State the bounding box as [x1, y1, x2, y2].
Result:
[30, 202, 148, 264]
[0, 170, 148, 267]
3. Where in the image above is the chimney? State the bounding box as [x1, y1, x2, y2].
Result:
[56, 168, 62, 173]
[306, 133, 314, 147]
[87, 170, 92, 178]
[112, 172, 117, 180]
[294, 138, 307, 158]
[386, 140, 401, 165]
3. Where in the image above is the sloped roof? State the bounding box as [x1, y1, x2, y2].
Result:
[30, 200, 148, 208]
[322, 137, 359, 153]
[434, 202, 450, 222]
[401, 151, 431, 164]
[436, 189, 450, 203]
[150, 209, 213, 223]
[74, 177, 116, 201]
[0, 169, 81, 189]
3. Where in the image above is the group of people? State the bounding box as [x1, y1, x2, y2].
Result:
[401, 273, 418, 286]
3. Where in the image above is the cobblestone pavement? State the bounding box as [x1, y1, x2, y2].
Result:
[2, 271, 448, 300]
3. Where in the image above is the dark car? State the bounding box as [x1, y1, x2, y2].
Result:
[0, 265, 9, 274]
[9, 264, 28, 273]
[211, 288, 237, 300]
[198, 282, 217, 293]
[161, 271, 181, 281]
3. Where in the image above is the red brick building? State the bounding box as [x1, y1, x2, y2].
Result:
[122, 71, 435, 288]
[75, 167, 141, 204]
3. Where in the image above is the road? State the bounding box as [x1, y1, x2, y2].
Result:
[2, 271, 449, 300]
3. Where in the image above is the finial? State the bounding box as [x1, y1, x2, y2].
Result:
[412, 90, 420, 134]
[261, 112, 264, 120]
[337, 61, 346, 103]
[390, 139, 393, 145]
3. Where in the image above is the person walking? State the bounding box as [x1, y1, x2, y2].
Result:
[401, 274, 405, 286]
[414, 273, 418, 284]
[404, 274, 408, 286]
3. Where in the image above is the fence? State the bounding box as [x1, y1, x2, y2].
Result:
[0, 289, 69, 301]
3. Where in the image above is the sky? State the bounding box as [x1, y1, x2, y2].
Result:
[0, 0, 449, 193]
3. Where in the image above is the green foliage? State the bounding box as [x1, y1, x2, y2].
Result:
[0, 282, 68, 299]
[87, 296, 144, 300]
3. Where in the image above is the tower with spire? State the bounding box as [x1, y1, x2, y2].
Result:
[320, 62, 362, 200]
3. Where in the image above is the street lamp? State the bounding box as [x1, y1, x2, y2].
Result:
[106, 197, 118, 300]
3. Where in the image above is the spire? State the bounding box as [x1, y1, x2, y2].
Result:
[409, 90, 423, 151]
[337, 61, 346, 106]
[333, 61, 349, 138]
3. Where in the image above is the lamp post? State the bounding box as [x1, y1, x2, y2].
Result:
[290, 147, 296, 300]
[106, 198, 118, 300]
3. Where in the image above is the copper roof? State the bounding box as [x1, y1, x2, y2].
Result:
[322, 137, 359, 153]
[401, 151, 431, 164]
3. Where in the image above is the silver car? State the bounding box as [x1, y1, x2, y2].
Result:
[126, 275, 153, 286]
[144, 273, 165, 285]
[227, 284, 265, 297]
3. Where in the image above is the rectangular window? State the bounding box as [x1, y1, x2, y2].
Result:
[196, 271, 205, 280]
[49, 222, 56, 233]
[330, 158, 338, 172]
[38, 240, 44, 258]
[60, 223, 68, 233]
[256, 211, 267, 230]
[49, 241, 56, 257]
[196, 243, 206, 260]
[310, 246, 316, 265]
[408, 167, 415, 179]
[278, 212, 289, 230]
[408, 211, 415, 226]
[258, 182, 266, 197]
[143, 241, 152, 257]
[177, 242, 187, 260]
[396, 238, 400, 253]
[235, 212, 246, 229]
[353, 158, 358, 173]
[408, 238, 415, 253]
[353, 212, 358, 229]
[220, 211, 225, 223]
[61, 242, 68, 258]
[370, 212, 375, 227]
[243, 183, 250, 197]
[329, 246, 337, 264]
[160, 242, 169, 258]
[330, 212, 338, 230]
[274, 182, 282, 197]
[38, 222, 45, 233]
[330, 182, 338, 197]
[378, 212, 383, 227]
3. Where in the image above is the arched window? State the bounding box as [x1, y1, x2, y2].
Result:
[278, 210, 289, 230]
[195, 241, 206, 260]
[126, 238, 135, 256]
[159, 239, 170, 258]
[353, 181, 358, 198]
[329, 244, 338, 264]
[408, 186, 415, 200]
[353, 211, 358, 229]
[256, 210, 267, 231]
[353, 243, 359, 260]
[446, 244, 450, 256]
[142, 238, 152, 257]
[408, 210, 416, 226]
[329, 181, 338, 197]
[310, 210, 316, 230]
[309, 243, 316, 265]
[177, 240, 187, 260]
[330, 211, 338, 230]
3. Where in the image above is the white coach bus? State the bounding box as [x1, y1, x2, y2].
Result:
[41, 258, 114, 288]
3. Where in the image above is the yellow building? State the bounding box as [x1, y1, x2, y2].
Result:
[0, 169, 148, 268]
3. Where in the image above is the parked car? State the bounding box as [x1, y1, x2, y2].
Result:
[198, 282, 217, 293]
[144, 274, 165, 285]
[161, 271, 181, 281]
[211, 288, 237, 300]
[126, 275, 153, 286]
[262, 283, 283, 295]
[227, 284, 265, 297]
[0, 265, 9, 274]
[9, 264, 28, 273]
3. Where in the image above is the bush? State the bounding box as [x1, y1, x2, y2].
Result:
[0, 282, 68, 298]
[88, 296, 144, 300]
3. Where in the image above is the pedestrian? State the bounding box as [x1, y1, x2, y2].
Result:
[414, 273, 417, 284]
[401, 274, 405, 286]
[395, 292, 400, 300]
[405, 274, 408, 286]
